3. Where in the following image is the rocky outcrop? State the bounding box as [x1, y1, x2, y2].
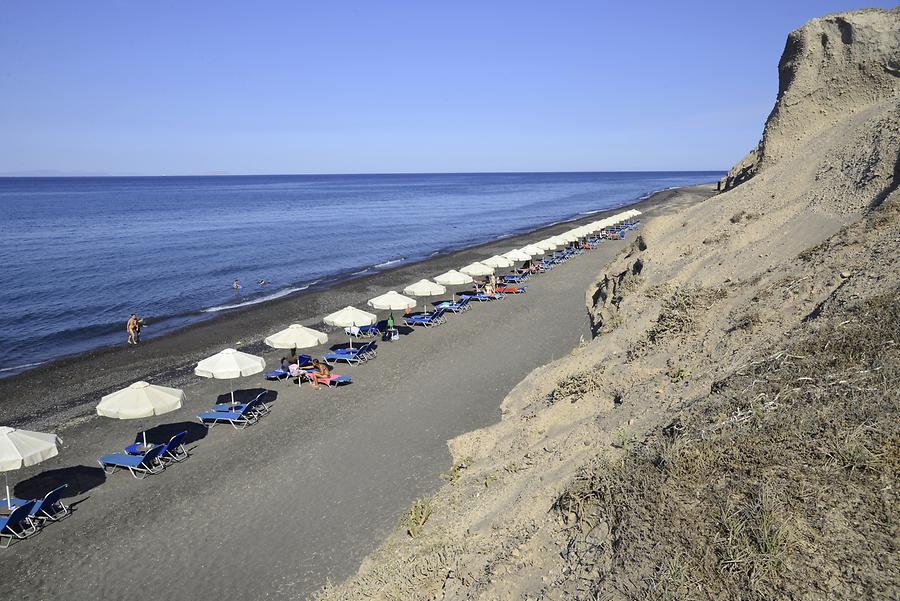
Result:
[721, 8, 900, 191]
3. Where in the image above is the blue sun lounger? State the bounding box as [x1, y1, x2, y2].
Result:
[211, 391, 269, 415]
[502, 274, 528, 284]
[0, 501, 38, 548]
[158, 431, 189, 464]
[0, 485, 70, 525]
[460, 292, 503, 302]
[324, 340, 377, 365]
[264, 368, 292, 381]
[98, 444, 167, 479]
[205, 393, 269, 427]
[404, 307, 447, 327]
[434, 297, 471, 313]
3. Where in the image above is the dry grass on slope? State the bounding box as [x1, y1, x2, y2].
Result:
[555, 291, 900, 601]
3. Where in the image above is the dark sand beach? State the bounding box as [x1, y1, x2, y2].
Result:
[0, 185, 714, 599]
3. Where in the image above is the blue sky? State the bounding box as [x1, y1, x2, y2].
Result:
[0, 1, 895, 175]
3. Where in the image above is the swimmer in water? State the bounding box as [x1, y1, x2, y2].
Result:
[232, 278, 241, 290]
[257, 279, 269, 287]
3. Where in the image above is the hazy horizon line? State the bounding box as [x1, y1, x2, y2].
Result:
[0, 168, 727, 179]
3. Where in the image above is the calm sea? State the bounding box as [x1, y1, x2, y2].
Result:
[0, 172, 720, 375]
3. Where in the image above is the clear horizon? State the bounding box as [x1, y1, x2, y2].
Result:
[0, 168, 726, 178]
[1, 1, 894, 176]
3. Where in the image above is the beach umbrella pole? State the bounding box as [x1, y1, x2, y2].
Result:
[5, 473, 9, 509]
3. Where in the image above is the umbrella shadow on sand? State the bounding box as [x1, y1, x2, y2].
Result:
[14, 465, 106, 500]
[137, 421, 209, 446]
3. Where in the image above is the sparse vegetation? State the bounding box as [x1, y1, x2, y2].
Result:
[666, 365, 688, 382]
[553, 369, 602, 402]
[702, 231, 730, 245]
[405, 498, 433, 538]
[730, 210, 757, 224]
[614, 429, 637, 450]
[717, 486, 791, 578]
[555, 291, 900, 599]
[732, 309, 762, 332]
[646, 287, 727, 344]
[440, 456, 473, 485]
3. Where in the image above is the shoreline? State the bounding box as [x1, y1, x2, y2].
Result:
[0, 182, 701, 380]
[0, 183, 715, 429]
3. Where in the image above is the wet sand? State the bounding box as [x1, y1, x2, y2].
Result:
[0, 185, 714, 600]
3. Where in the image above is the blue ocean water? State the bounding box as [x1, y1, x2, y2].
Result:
[0, 172, 720, 374]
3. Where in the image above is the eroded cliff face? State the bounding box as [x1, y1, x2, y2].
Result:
[720, 7, 900, 191]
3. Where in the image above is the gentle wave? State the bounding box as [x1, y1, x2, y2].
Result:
[202, 285, 311, 313]
[0, 361, 44, 374]
[374, 257, 405, 269]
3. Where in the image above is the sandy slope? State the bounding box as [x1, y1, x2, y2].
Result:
[311, 8, 899, 600]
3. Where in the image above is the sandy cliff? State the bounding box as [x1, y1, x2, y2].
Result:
[721, 7, 900, 190]
[310, 8, 900, 600]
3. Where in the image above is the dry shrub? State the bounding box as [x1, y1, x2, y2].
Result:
[553, 369, 603, 403]
[730, 210, 752, 223]
[647, 287, 727, 344]
[732, 309, 762, 332]
[406, 498, 433, 538]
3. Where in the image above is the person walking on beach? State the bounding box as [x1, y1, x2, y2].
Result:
[126, 314, 138, 345]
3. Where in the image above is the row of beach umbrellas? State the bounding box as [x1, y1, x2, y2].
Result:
[0, 209, 640, 506]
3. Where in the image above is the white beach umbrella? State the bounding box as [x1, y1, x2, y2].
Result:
[195, 348, 266, 405]
[367, 291, 417, 311]
[403, 279, 447, 297]
[96, 381, 185, 447]
[550, 235, 568, 246]
[0, 426, 62, 509]
[368, 292, 416, 337]
[434, 269, 474, 302]
[460, 261, 494, 277]
[536, 239, 558, 251]
[97, 382, 183, 420]
[263, 324, 328, 350]
[323, 306, 378, 348]
[482, 255, 514, 269]
[323, 305, 378, 328]
[503, 249, 532, 262]
[434, 269, 474, 287]
[561, 231, 579, 243]
[520, 244, 545, 257]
